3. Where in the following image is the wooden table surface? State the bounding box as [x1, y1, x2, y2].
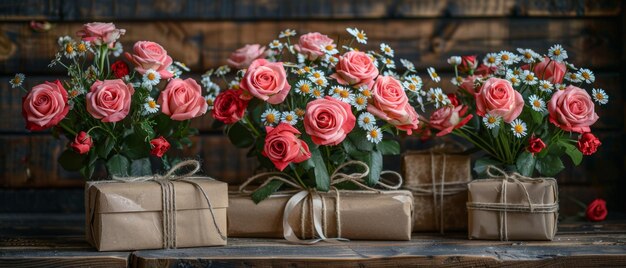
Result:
[1, 214, 625, 268]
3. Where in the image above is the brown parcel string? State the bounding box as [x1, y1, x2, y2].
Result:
[91, 160, 227, 249]
[466, 165, 559, 241]
[403, 153, 468, 234]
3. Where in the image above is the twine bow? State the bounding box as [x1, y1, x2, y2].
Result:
[90, 160, 226, 249]
[466, 165, 559, 241]
[237, 160, 403, 244]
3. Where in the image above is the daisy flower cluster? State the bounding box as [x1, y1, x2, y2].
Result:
[438, 44, 608, 177]
[205, 27, 448, 194]
[12, 22, 213, 179]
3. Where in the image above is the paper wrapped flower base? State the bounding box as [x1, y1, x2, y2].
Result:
[228, 163, 414, 242]
[402, 151, 470, 233]
[467, 167, 559, 241]
[85, 161, 228, 251]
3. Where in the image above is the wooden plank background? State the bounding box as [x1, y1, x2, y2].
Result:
[0, 0, 623, 217]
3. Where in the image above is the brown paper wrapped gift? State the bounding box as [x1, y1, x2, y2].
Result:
[228, 164, 413, 242]
[85, 161, 228, 251]
[402, 152, 470, 232]
[467, 167, 558, 241]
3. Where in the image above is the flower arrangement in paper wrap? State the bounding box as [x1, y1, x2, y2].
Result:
[205, 28, 447, 202]
[12, 22, 211, 178]
[422, 45, 608, 177]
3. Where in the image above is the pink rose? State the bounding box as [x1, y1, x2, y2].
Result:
[475, 77, 524, 123]
[429, 105, 473, 136]
[239, 59, 291, 104]
[367, 76, 419, 134]
[262, 123, 312, 171]
[548, 85, 599, 133]
[533, 57, 566, 84]
[227, 44, 267, 69]
[294, 32, 334, 61]
[86, 79, 135, 123]
[158, 78, 207, 121]
[76, 22, 125, 47]
[22, 80, 69, 131]
[125, 41, 173, 79]
[330, 51, 379, 88]
[304, 96, 356, 146]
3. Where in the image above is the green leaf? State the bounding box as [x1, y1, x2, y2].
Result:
[251, 180, 283, 204]
[80, 164, 95, 180]
[490, 124, 500, 139]
[136, 121, 156, 140]
[227, 122, 255, 148]
[559, 140, 583, 166]
[473, 157, 502, 178]
[122, 128, 150, 160]
[377, 139, 400, 155]
[535, 155, 565, 177]
[130, 158, 152, 176]
[516, 151, 536, 177]
[342, 138, 366, 158]
[58, 149, 86, 171]
[329, 149, 347, 165]
[106, 154, 130, 177]
[353, 149, 382, 186]
[310, 147, 330, 191]
[348, 129, 374, 151]
[97, 136, 115, 159]
[531, 110, 544, 125]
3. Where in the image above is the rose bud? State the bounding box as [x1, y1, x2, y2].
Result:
[577, 132, 601, 155]
[586, 198, 608, 222]
[70, 131, 93, 155]
[111, 60, 130, 79]
[527, 135, 546, 154]
[150, 136, 170, 158]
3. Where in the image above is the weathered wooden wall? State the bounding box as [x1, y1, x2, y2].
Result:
[0, 0, 623, 216]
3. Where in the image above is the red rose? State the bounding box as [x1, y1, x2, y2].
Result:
[577, 132, 601, 155]
[447, 93, 459, 107]
[111, 60, 130, 79]
[585, 198, 607, 222]
[70, 131, 93, 155]
[475, 64, 497, 76]
[262, 123, 311, 171]
[458, 55, 478, 73]
[150, 136, 170, 158]
[212, 89, 249, 124]
[527, 136, 546, 154]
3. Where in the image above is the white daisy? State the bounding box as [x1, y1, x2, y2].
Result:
[494, 65, 508, 76]
[538, 80, 553, 92]
[505, 72, 521, 87]
[174, 61, 191, 72]
[63, 42, 77, 59]
[112, 42, 123, 57]
[521, 70, 538, 85]
[294, 66, 312, 76]
[279, 29, 296, 38]
[346, 27, 367, 44]
[510, 119, 527, 138]
[143, 97, 160, 115]
[332, 86, 355, 103]
[261, 109, 280, 126]
[365, 125, 383, 144]
[483, 53, 500, 68]
[203, 80, 221, 94]
[383, 70, 398, 78]
[310, 87, 325, 99]
[406, 75, 423, 86]
[320, 43, 338, 55]
[281, 111, 299, 125]
[517, 48, 541, 63]
[555, 83, 567, 91]
[483, 114, 501, 129]
[447, 56, 462, 66]
[269, 40, 283, 50]
[204, 95, 216, 111]
[380, 43, 394, 57]
[76, 41, 89, 56]
[142, 69, 161, 86]
[403, 80, 422, 93]
[564, 72, 582, 83]
[295, 80, 313, 95]
[9, 73, 25, 88]
[352, 94, 368, 111]
[215, 65, 231, 76]
[511, 67, 523, 76]
[168, 65, 182, 79]
[427, 87, 447, 108]
[382, 57, 395, 69]
[427, 67, 441, 83]
[297, 53, 306, 64]
[322, 54, 339, 65]
[57, 36, 72, 47]
[358, 112, 376, 130]
[228, 79, 239, 90]
[498, 51, 518, 65]
[358, 85, 373, 98]
[528, 95, 546, 112]
[400, 59, 415, 72]
[308, 71, 328, 87]
[592, 88, 609, 105]
[548, 44, 568, 62]
[577, 68, 595, 83]
[450, 76, 464, 87]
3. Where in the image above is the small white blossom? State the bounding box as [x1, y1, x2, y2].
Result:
[427, 67, 441, 83]
[564, 72, 582, 83]
[403, 80, 422, 93]
[577, 68, 595, 84]
[510, 119, 528, 138]
[261, 109, 280, 126]
[548, 44, 568, 62]
[281, 111, 299, 125]
[380, 43, 394, 57]
[539, 80, 553, 92]
[483, 114, 501, 129]
[174, 61, 190, 72]
[63, 42, 77, 59]
[331, 86, 355, 103]
[352, 94, 368, 111]
[295, 80, 313, 95]
[483, 53, 500, 68]
[528, 95, 546, 112]
[320, 43, 338, 55]
[346, 27, 367, 44]
[358, 112, 376, 130]
[57, 36, 72, 47]
[592, 88, 609, 105]
[310, 87, 325, 99]
[555, 83, 567, 91]
[447, 56, 462, 65]
[279, 29, 296, 38]
[143, 97, 160, 115]
[521, 70, 538, 85]
[204, 95, 216, 111]
[382, 57, 395, 69]
[365, 125, 383, 144]
[142, 69, 161, 86]
[427, 87, 447, 108]
[9, 73, 25, 88]
[505, 72, 521, 87]
[517, 48, 541, 63]
[215, 65, 231, 76]
[498, 51, 518, 65]
[400, 59, 415, 72]
[269, 40, 283, 50]
[112, 42, 123, 57]
[450, 76, 464, 87]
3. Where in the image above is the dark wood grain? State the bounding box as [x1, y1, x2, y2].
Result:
[0, 18, 621, 75]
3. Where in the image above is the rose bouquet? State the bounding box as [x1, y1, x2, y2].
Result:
[204, 28, 447, 202]
[12, 22, 209, 178]
[426, 45, 607, 177]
